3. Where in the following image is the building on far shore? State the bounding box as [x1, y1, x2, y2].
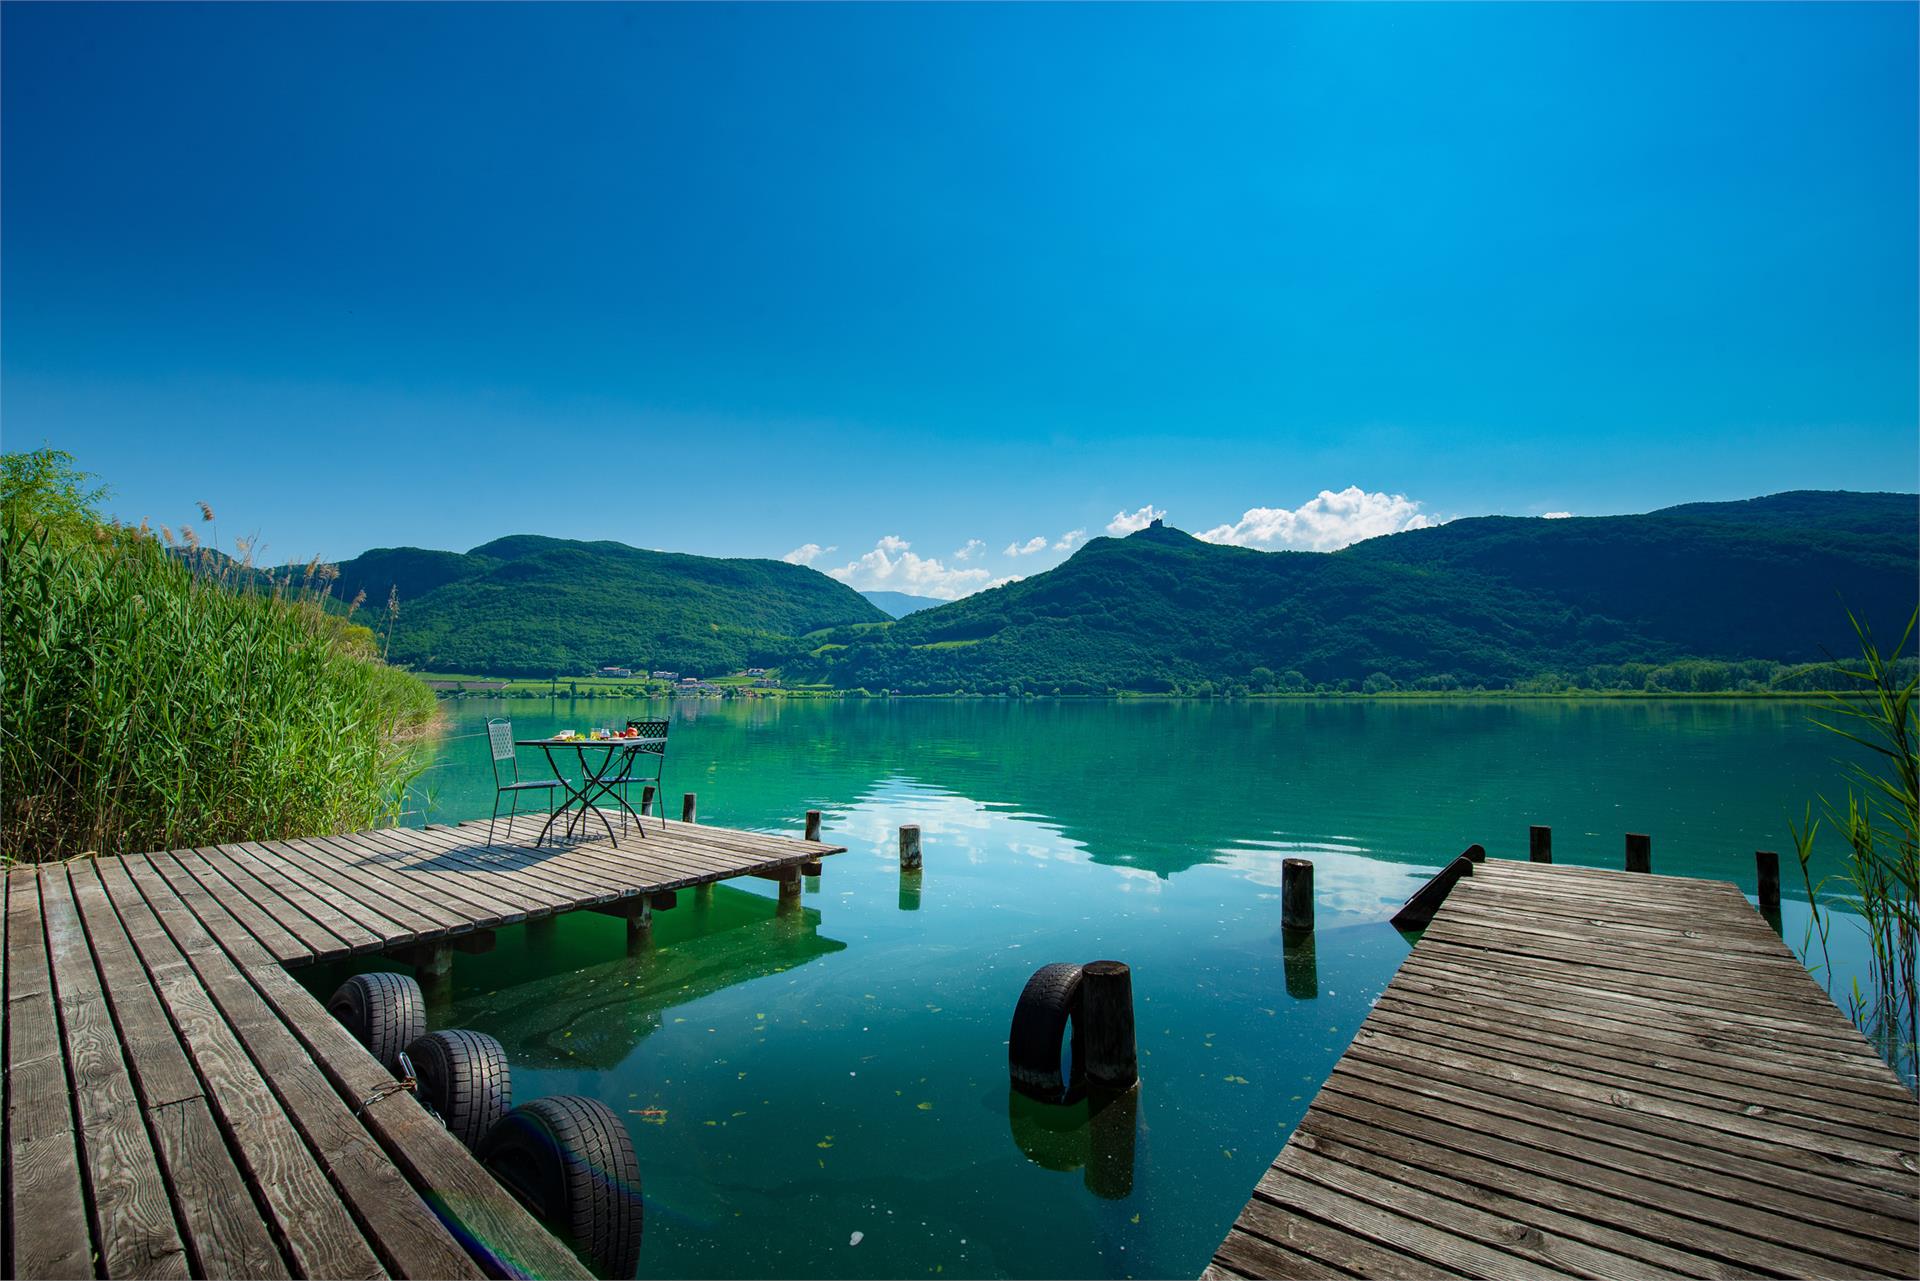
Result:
[651, 670, 679, 681]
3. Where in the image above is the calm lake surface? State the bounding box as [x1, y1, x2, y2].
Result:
[301, 698, 1885, 1280]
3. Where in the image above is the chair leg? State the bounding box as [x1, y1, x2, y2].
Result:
[489, 792, 501, 849]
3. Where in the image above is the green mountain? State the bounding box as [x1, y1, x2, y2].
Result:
[794, 492, 1918, 694]
[331, 535, 887, 676]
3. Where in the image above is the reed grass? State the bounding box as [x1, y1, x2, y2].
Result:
[2, 504, 435, 863]
[1791, 608, 1918, 1089]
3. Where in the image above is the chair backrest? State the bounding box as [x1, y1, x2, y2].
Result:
[626, 719, 669, 756]
[487, 719, 516, 763]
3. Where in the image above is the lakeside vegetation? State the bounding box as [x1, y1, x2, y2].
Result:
[1788, 611, 1918, 1087]
[0, 450, 435, 864]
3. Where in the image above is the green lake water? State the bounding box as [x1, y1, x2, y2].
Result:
[300, 697, 1891, 1280]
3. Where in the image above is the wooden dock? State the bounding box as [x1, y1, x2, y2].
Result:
[1209, 858, 1920, 1280]
[4, 812, 842, 1279]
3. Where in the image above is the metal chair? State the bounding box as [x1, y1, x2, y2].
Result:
[487, 718, 559, 847]
[608, 719, 670, 834]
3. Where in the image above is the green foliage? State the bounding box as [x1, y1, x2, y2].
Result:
[1, 514, 436, 863]
[793, 493, 1918, 695]
[0, 447, 110, 539]
[1790, 610, 1918, 1087]
[332, 534, 886, 677]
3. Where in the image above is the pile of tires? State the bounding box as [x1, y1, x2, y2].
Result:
[328, 972, 644, 1276]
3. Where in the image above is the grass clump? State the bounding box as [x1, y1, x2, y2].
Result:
[1790, 607, 1918, 1089]
[2, 449, 436, 863]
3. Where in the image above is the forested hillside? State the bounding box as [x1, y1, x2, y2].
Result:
[793, 492, 1918, 694]
[332, 535, 887, 676]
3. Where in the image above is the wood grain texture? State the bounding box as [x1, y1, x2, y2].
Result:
[1209, 859, 1920, 1280]
[6, 812, 840, 1278]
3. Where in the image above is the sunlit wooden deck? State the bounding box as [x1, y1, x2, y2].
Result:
[1208, 859, 1920, 1280]
[4, 813, 844, 1279]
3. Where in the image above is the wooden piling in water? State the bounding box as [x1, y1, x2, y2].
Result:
[1757, 849, 1781, 911]
[1529, 825, 1552, 863]
[1281, 858, 1313, 933]
[776, 867, 803, 911]
[1625, 832, 1651, 873]
[899, 824, 922, 871]
[682, 792, 698, 824]
[1082, 961, 1138, 1092]
[805, 810, 822, 843]
[640, 785, 655, 816]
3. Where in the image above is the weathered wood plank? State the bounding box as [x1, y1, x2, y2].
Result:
[89, 858, 390, 1280]
[40, 866, 191, 1279]
[1210, 859, 1920, 1280]
[5, 869, 93, 1281]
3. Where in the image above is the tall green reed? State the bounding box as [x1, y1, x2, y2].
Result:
[2, 510, 436, 863]
[1790, 608, 1917, 1089]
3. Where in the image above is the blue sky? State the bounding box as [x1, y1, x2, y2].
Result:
[3, 2, 1914, 598]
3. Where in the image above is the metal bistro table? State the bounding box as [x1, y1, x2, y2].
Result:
[517, 734, 666, 847]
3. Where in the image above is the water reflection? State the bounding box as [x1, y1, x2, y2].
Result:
[1005, 1082, 1142, 1202]
[303, 886, 846, 1070]
[1282, 930, 1318, 1001]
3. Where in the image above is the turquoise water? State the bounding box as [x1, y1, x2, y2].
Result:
[302, 698, 1890, 1280]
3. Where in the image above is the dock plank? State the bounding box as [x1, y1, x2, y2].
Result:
[6, 809, 845, 1278]
[1209, 859, 1920, 1280]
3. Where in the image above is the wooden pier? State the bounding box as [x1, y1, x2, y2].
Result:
[4, 812, 843, 1279]
[1210, 858, 1920, 1280]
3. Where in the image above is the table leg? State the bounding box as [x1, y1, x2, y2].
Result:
[535, 744, 589, 847]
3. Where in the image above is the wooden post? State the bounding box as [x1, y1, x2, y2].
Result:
[776, 867, 803, 912]
[1463, 843, 1486, 863]
[898, 868, 922, 912]
[695, 882, 714, 905]
[1756, 850, 1781, 911]
[593, 898, 653, 949]
[804, 810, 822, 843]
[1625, 832, 1651, 874]
[639, 785, 655, 816]
[1281, 858, 1313, 934]
[1529, 825, 1552, 863]
[1082, 961, 1138, 1092]
[899, 824, 922, 871]
[682, 792, 697, 824]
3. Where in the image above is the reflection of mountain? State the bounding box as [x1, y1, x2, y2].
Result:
[440, 886, 845, 1069]
[435, 696, 1860, 888]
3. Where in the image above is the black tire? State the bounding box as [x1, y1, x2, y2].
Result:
[479, 1095, 643, 1277]
[327, 972, 425, 1074]
[407, 1030, 511, 1152]
[1008, 962, 1085, 1102]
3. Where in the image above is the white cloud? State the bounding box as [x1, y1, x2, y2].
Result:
[1054, 528, 1087, 552]
[782, 543, 835, 565]
[1197, 486, 1437, 552]
[1542, 511, 1573, 520]
[824, 536, 994, 601]
[1106, 505, 1166, 536]
[952, 538, 986, 561]
[1004, 536, 1050, 557]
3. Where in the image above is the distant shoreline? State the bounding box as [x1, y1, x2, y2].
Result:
[414, 679, 1871, 704]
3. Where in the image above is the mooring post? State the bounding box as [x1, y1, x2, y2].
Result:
[682, 792, 697, 824]
[899, 824, 922, 871]
[1756, 850, 1781, 912]
[1625, 832, 1651, 874]
[776, 867, 803, 912]
[805, 809, 822, 843]
[1082, 961, 1138, 1092]
[898, 868, 922, 911]
[1281, 858, 1314, 934]
[1529, 825, 1552, 863]
[640, 785, 655, 817]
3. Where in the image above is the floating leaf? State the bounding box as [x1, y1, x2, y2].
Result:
[916, 1101, 933, 1111]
